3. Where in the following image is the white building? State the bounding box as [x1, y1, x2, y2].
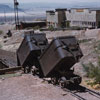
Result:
[66, 8, 100, 28]
[46, 9, 67, 28]
[46, 11, 58, 28]
[46, 8, 100, 28]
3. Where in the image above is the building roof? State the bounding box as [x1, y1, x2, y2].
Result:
[21, 21, 46, 24]
[89, 8, 100, 11]
[46, 8, 100, 14]
[46, 10, 55, 13]
[55, 8, 67, 11]
[70, 8, 100, 11]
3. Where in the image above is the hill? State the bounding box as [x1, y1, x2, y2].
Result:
[0, 4, 13, 13]
[0, 4, 23, 13]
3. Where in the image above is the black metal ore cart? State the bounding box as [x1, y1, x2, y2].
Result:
[39, 36, 83, 86]
[17, 33, 48, 73]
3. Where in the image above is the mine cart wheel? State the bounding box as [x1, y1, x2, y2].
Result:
[70, 75, 82, 85]
[24, 66, 31, 74]
[31, 66, 40, 76]
[59, 81, 66, 88]
[32, 69, 37, 76]
[74, 76, 82, 85]
[32, 69, 36, 76]
[51, 77, 58, 85]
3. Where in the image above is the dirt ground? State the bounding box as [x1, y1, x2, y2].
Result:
[0, 74, 77, 100]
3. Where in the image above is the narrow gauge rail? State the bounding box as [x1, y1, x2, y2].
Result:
[0, 67, 22, 74]
[80, 85, 100, 99]
[41, 78, 100, 100]
[63, 88, 86, 100]
[62, 85, 100, 100]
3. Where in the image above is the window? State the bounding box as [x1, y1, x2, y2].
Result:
[69, 10, 71, 13]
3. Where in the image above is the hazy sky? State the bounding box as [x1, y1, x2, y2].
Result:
[0, 0, 100, 3]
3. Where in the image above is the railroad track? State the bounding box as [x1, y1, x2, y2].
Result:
[0, 67, 22, 74]
[42, 78, 100, 100]
[1, 66, 99, 100]
[62, 85, 100, 100]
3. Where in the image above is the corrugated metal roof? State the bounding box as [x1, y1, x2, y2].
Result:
[21, 21, 46, 24]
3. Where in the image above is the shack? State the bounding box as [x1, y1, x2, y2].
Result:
[20, 21, 46, 29]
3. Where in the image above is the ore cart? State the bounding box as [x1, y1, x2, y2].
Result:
[17, 33, 48, 73]
[39, 36, 83, 87]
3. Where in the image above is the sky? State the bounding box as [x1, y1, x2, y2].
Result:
[0, 0, 100, 3]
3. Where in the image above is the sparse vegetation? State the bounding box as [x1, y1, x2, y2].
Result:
[0, 73, 22, 79]
[33, 26, 40, 30]
[0, 30, 3, 35]
[66, 21, 70, 28]
[70, 26, 83, 30]
[0, 44, 2, 48]
[79, 39, 92, 43]
[82, 57, 100, 87]
[93, 40, 100, 54]
[48, 25, 55, 31]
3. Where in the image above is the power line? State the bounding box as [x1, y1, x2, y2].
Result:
[20, 10, 35, 16]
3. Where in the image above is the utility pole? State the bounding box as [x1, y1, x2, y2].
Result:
[4, 9, 7, 23]
[14, 0, 19, 30]
[23, 15, 25, 22]
[14, 0, 17, 27]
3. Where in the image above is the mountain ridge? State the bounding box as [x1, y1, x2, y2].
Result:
[0, 3, 100, 13]
[0, 4, 23, 13]
[0, 4, 13, 13]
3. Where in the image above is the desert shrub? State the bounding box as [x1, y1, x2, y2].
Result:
[79, 39, 92, 43]
[48, 25, 54, 31]
[82, 63, 90, 77]
[82, 58, 100, 84]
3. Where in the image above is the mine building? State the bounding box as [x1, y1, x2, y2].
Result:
[46, 9, 67, 28]
[46, 8, 100, 28]
[20, 21, 46, 29]
[66, 8, 100, 28]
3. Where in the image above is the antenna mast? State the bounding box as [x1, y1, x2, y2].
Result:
[14, 0, 19, 30]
